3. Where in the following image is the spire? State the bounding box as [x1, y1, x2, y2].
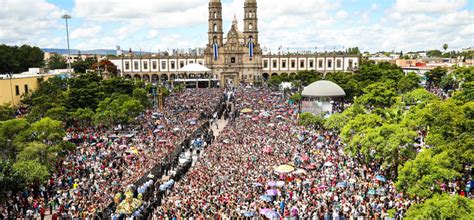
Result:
[232, 14, 238, 27]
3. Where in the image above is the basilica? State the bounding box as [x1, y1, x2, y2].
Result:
[110, 0, 359, 86]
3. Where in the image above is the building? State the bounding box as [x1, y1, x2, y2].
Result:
[0, 68, 69, 106]
[110, 0, 359, 86]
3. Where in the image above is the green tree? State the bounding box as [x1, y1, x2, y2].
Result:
[406, 194, 474, 219]
[398, 72, 421, 93]
[16, 142, 56, 167]
[0, 119, 30, 158]
[355, 81, 397, 108]
[401, 88, 439, 106]
[0, 104, 15, 121]
[12, 160, 49, 183]
[289, 92, 302, 102]
[47, 54, 67, 70]
[71, 108, 95, 127]
[424, 67, 447, 87]
[26, 117, 65, 144]
[0, 160, 23, 202]
[44, 106, 67, 121]
[427, 50, 443, 58]
[132, 88, 150, 108]
[72, 57, 96, 73]
[0, 44, 44, 74]
[299, 112, 324, 128]
[442, 43, 448, 52]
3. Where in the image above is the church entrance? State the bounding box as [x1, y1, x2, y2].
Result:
[221, 73, 239, 88]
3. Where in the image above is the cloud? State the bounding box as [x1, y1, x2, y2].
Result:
[393, 0, 468, 13]
[336, 10, 348, 19]
[0, 0, 65, 46]
[71, 26, 102, 40]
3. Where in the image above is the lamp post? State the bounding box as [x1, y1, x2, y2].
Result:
[62, 14, 72, 74]
[7, 72, 14, 106]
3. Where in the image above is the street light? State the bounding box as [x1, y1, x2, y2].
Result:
[62, 14, 72, 74]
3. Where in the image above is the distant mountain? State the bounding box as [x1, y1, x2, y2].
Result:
[41, 48, 153, 55]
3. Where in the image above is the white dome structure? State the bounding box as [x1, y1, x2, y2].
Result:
[302, 80, 346, 97]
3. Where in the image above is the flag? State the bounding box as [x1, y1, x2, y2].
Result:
[213, 43, 219, 60]
[248, 39, 254, 60]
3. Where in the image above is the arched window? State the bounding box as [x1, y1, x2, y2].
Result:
[249, 23, 253, 30]
[213, 24, 217, 32]
[249, 12, 252, 18]
[214, 12, 217, 19]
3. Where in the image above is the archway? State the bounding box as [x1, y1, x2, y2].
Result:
[262, 73, 269, 81]
[290, 72, 296, 76]
[271, 73, 279, 77]
[124, 74, 132, 79]
[162, 74, 169, 81]
[133, 75, 141, 80]
[151, 74, 159, 83]
[142, 74, 150, 82]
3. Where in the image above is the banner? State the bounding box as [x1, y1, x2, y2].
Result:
[213, 43, 219, 61]
[248, 39, 254, 60]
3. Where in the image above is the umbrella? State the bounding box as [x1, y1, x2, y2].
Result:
[243, 212, 256, 217]
[323, 161, 333, 167]
[259, 208, 271, 215]
[259, 195, 273, 202]
[368, 189, 376, 195]
[268, 123, 275, 127]
[336, 182, 347, 188]
[267, 181, 277, 187]
[301, 155, 310, 161]
[375, 175, 386, 182]
[318, 185, 328, 190]
[173, 128, 180, 131]
[274, 164, 295, 173]
[376, 187, 386, 196]
[293, 169, 307, 174]
[241, 108, 253, 113]
[253, 182, 263, 187]
[252, 117, 259, 121]
[265, 211, 280, 219]
[263, 147, 273, 153]
[157, 125, 164, 129]
[265, 189, 279, 196]
[305, 164, 316, 170]
[276, 181, 285, 187]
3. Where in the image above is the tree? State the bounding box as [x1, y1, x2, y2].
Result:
[401, 88, 438, 106]
[133, 88, 149, 109]
[72, 57, 97, 73]
[355, 81, 397, 108]
[427, 50, 443, 58]
[91, 59, 118, 77]
[12, 160, 49, 183]
[442, 43, 448, 52]
[299, 112, 324, 128]
[47, 54, 67, 70]
[0, 104, 15, 121]
[398, 72, 421, 93]
[71, 108, 95, 127]
[44, 106, 67, 121]
[0, 119, 30, 159]
[406, 194, 474, 219]
[289, 92, 302, 102]
[26, 117, 65, 145]
[94, 95, 144, 127]
[16, 142, 56, 167]
[324, 112, 349, 132]
[0, 160, 23, 202]
[0, 44, 44, 74]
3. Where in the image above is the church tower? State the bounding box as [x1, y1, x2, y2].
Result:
[208, 0, 223, 46]
[243, 0, 259, 45]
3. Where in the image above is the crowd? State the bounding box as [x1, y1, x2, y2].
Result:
[154, 87, 415, 219]
[2, 88, 224, 219]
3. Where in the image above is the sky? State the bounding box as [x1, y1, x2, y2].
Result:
[1, 0, 473, 53]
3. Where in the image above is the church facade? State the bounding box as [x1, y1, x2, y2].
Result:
[110, 0, 359, 86]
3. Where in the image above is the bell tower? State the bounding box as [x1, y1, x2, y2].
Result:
[243, 0, 259, 45]
[208, 0, 223, 46]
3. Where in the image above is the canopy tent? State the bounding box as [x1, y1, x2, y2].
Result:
[178, 63, 211, 72]
[301, 80, 346, 97]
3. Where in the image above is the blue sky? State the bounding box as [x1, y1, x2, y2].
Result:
[1, 0, 473, 53]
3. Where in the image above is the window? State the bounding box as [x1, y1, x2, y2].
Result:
[189, 61, 194, 64]
[214, 12, 217, 19]
[143, 61, 148, 69]
[300, 60, 305, 68]
[198, 61, 203, 65]
[231, 57, 236, 63]
[273, 60, 277, 68]
[180, 61, 185, 68]
[125, 61, 130, 70]
[282, 60, 287, 68]
[213, 24, 217, 32]
[264, 60, 268, 68]
[348, 60, 353, 68]
[337, 60, 341, 68]
[291, 60, 296, 68]
[15, 85, 20, 96]
[161, 61, 167, 69]
[152, 61, 157, 69]
[309, 60, 314, 68]
[134, 61, 139, 69]
[24, 84, 28, 94]
[171, 61, 175, 69]
[328, 60, 332, 68]
[249, 23, 253, 30]
[318, 60, 323, 68]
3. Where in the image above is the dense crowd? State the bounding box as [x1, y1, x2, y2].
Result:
[2, 88, 224, 219]
[154, 88, 415, 219]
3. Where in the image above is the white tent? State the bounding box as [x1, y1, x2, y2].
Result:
[302, 80, 346, 97]
[178, 63, 211, 72]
